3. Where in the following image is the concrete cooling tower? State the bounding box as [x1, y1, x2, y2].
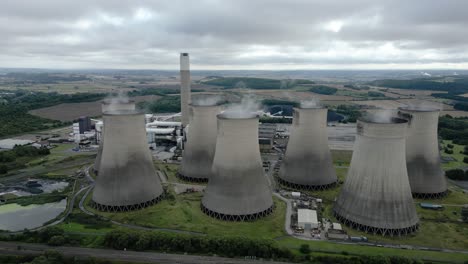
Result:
[92, 110, 163, 212]
[180, 53, 191, 126]
[93, 99, 135, 174]
[278, 107, 337, 190]
[333, 117, 419, 236]
[201, 113, 273, 221]
[398, 107, 447, 198]
[179, 103, 222, 182]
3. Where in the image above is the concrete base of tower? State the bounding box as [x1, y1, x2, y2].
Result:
[91, 193, 164, 213]
[412, 190, 448, 199]
[200, 203, 274, 221]
[177, 172, 209, 183]
[333, 211, 419, 237]
[276, 176, 338, 191]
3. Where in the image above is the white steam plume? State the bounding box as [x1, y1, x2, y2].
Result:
[222, 94, 260, 118]
[300, 98, 321, 108]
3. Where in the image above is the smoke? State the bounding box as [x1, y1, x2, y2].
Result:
[453, 72, 459, 76]
[280, 79, 297, 89]
[191, 95, 223, 106]
[300, 98, 321, 109]
[404, 100, 442, 111]
[234, 81, 247, 89]
[222, 94, 260, 118]
[421, 71, 432, 77]
[105, 90, 130, 112]
[364, 110, 396, 123]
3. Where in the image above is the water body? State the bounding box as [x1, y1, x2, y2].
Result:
[0, 199, 67, 231]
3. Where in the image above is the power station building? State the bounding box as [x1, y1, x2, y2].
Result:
[333, 117, 419, 236]
[398, 107, 447, 198]
[201, 112, 274, 221]
[93, 99, 135, 174]
[179, 102, 222, 182]
[180, 53, 191, 127]
[92, 109, 163, 212]
[278, 107, 337, 190]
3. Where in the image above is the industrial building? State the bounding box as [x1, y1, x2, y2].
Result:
[180, 53, 191, 127]
[398, 107, 447, 198]
[78, 116, 91, 134]
[92, 109, 163, 212]
[334, 116, 419, 236]
[179, 102, 222, 182]
[297, 209, 319, 230]
[93, 100, 136, 174]
[201, 112, 274, 221]
[279, 107, 337, 190]
[259, 123, 277, 152]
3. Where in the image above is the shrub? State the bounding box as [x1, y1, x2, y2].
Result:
[446, 169, 467, 180]
[47, 235, 66, 246]
[464, 157, 468, 164]
[444, 148, 454, 154]
[299, 244, 311, 254]
[447, 144, 454, 149]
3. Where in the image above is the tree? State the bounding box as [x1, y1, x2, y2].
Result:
[0, 165, 7, 174]
[462, 206, 468, 222]
[464, 157, 468, 164]
[47, 235, 65, 246]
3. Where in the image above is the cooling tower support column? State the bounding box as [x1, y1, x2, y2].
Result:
[180, 53, 191, 126]
[201, 114, 274, 221]
[278, 107, 337, 190]
[179, 104, 221, 182]
[92, 110, 164, 212]
[398, 108, 447, 199]
[333, 118, 419, 236]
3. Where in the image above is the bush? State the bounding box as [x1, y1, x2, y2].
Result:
[47, 235, 66, 246]
[0, 165, 7, 174]
[299, 244, 311, 254]
[446, 169, 467, 181]
[464, 157, 468, 164]
[447, 144, 454, 149]
[445, 148, 454, 154]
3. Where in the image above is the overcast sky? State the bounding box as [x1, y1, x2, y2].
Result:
[1, 0, 468, 70]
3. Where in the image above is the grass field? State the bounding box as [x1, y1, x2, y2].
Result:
[441, 140, 468, 170]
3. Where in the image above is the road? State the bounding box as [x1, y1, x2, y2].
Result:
[0, 241, 292, 264]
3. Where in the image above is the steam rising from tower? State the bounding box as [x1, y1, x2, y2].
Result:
[92, 109, 163, 212]
[334, 117, 419, 236]
[278, 107, 337, 189]
[201, 113, 273, 221]
[398, 107, 447, 198]
[180, 53, 191, 126]
[179, 101, 222, 182]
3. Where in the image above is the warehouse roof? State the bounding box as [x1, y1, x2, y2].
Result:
[298, 209, 318, 224]
[0, 139, 35, 150]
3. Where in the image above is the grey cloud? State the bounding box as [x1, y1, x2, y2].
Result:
[1, 0, 468, 69]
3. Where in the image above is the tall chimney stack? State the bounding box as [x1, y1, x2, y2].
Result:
[180, 53, 191, 126]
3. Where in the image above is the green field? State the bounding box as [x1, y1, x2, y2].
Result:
[441, 140, 468, 169]
[86, 192, 286, 239]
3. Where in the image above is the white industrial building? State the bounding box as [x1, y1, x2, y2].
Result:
[297, 209, 319, 229]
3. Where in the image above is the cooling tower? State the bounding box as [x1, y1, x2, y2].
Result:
[92, 110, 163, 212]
[201, 113, 274, 221]
[180, 53, 191, 126]
[333, 117, 419, 236]
[179, 103, 222, 182]
[398, 107, 447, 198]
[278, 107, 337, 190]
[93, 100, 135, 174]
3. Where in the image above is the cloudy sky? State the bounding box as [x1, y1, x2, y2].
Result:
[1, 0, 468, 70]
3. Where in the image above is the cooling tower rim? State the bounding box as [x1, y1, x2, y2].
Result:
[103, 109, 142, 116]
[217, 112, 259, 120]
[293, 106, 326, 110]
[189, 102, 223, 107]
[181, 52, 189, 56]
[358, 116, 408, 124]
[398, 106, 440, 112]
[102, 99, 135, 105]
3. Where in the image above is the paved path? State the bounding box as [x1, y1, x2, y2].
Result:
[0, 241, 292, 264]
